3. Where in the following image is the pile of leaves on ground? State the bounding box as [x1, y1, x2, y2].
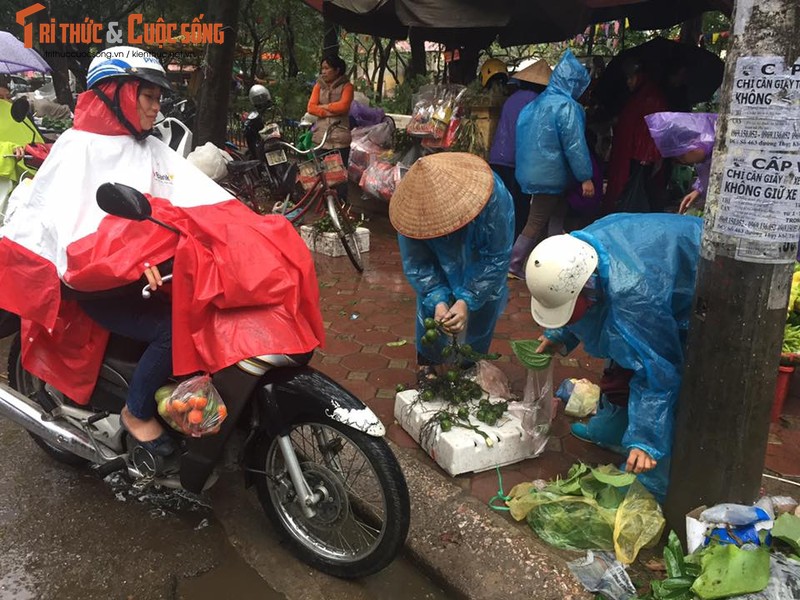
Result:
[639, 514, 800, 600]
[506, 462, 666, 565]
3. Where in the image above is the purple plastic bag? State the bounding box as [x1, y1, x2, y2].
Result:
[644, 112, 717, 159]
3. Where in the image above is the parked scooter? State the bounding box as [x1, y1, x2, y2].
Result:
[0, 182, 410, 578]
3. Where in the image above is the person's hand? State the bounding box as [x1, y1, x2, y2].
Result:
[434, 302, 449, 324]
[535, 335, 564, 354]
[143, 264, 164, 291]
[13, 146, 24, 160]
[679, 190, 701, 214]
[442, 299, 468, 334]
[626, 448, 657, 474]
[581, 180, 595, 198]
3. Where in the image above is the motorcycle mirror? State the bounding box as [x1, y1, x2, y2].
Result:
[10, 97, 30, 123]
[96, 182, 182, 235]
[96, 182, 152, 220]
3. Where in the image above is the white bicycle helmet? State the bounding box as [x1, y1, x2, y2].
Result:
[525, 234, 598, 329]
[87, 46, 171, 90]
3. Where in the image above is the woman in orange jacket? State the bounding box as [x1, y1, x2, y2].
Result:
[307, 54, 354, 200]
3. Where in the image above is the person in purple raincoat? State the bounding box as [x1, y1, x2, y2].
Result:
[644, 112, 717, 214]
[487, 59, 551, 238]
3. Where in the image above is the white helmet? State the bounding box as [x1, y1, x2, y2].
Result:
[87, 46, 171, 90]
[525, 234, 598, 329]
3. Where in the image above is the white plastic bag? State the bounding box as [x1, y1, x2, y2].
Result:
[565, 379, 601, 417]
[508, 363, 554, 456]
[187, 141, 231, 182]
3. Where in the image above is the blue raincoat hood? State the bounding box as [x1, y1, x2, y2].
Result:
[515, 51, 593, 195]
[548, 50, 591, 101]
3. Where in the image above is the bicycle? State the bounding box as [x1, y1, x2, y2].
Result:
[268, 125, 365, 273]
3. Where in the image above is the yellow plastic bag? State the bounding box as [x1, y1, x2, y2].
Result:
[614, 480, 666, 564]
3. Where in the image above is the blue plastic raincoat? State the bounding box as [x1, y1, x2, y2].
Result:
[515, 51, 592, 195]
[544, 213, 702, 497]
[399, 173, 514, 363]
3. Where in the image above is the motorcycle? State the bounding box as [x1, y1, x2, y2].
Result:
[0, 182, 410, 578]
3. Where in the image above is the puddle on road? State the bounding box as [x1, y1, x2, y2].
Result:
[0, 564, 36, 600]
[176, 540, 285, 600]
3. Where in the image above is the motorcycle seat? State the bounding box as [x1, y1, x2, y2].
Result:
[227, 160, 261, 174]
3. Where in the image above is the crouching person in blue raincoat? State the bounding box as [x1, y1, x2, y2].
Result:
[389, 152, 514, 379]
[525, 213, 702, 499]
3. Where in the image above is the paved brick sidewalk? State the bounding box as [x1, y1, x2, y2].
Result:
[308, 217, 623, 507]
[307, 212, 800, 500]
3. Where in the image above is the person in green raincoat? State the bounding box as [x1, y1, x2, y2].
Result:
[0, 86, 44, 217]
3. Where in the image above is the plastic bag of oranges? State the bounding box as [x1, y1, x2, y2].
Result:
[156, 375, 228, 437]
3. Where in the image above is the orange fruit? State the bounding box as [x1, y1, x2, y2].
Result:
[171, 397, 191, 413]
[188, 409, 204, 425]
[190, 396, 208, 410]
[217, 405, 228, 421]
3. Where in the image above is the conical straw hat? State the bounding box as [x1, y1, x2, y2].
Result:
[389, 152, 494, 239]
[512, 59, 552, 86]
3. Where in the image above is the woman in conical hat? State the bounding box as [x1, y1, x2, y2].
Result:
[389, 152, 514, 378]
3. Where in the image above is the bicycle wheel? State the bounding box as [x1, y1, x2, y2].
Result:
[326, 194, 364, 273]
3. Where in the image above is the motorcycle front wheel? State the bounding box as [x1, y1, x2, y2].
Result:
[253, 419, 410, 579]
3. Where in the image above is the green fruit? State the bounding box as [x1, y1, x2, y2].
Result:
[457, 407, 469, 420]
[441, 346, 453, 358]
[440, 421, 452, 432]
[155, 384, 177, 403]
[446, 370, 459, 382]
[395, 384, 406, 393]
[420, 390, 434, 401]
[460, 344, 472, 355]
[424, 329, 439, 343]
[423, 317, 437, 330]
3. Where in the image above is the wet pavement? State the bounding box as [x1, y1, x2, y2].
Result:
[0, 337, 450, 600]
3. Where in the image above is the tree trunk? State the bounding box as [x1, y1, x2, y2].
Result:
[408, 29, 427, 79]
[323, 18, 339, 57]
[679, 15, 704, 46]
[285, 9, 300, 78]
[195, 0, 241, 147]
[665, 0, 800, 542]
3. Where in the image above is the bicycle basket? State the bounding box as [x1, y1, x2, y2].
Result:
[297, 160, 321, 191]
[321, 151, 348, 186]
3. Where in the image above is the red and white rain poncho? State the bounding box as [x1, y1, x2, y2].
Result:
[0, 80, 325, 403]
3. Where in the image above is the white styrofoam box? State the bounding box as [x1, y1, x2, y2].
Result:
[394, 389, 547, 477]
[300, 225, 370, 257]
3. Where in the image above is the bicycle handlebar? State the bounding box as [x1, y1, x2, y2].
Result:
[271, 120, 346, 156]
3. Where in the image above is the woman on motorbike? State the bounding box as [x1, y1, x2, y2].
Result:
[0, 48, 324, 460]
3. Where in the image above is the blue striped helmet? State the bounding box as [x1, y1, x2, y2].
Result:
[87, 46, 171, 90]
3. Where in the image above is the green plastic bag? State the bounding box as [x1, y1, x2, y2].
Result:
[526, 496, 617, 552]
[613, 480, 665, 564]
[297, 130, 313, 152]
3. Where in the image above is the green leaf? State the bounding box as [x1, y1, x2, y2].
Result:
[385, 340, 408, 347]
[772, 513, 800, 554]
[590, 464, 637, 487]
[510, 340, 553, 370]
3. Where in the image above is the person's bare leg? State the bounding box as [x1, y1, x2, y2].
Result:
[121, 406, 166, 441]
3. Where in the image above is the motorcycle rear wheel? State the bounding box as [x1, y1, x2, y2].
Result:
[253, 419, 409, 578]
[7, 335, 86, 466]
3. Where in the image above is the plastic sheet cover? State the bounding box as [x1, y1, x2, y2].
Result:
[515, 50, 593, 195]
[644, 112, 717, 159]
[398, 172, 514, 362]
[544, 214, 703, 497]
